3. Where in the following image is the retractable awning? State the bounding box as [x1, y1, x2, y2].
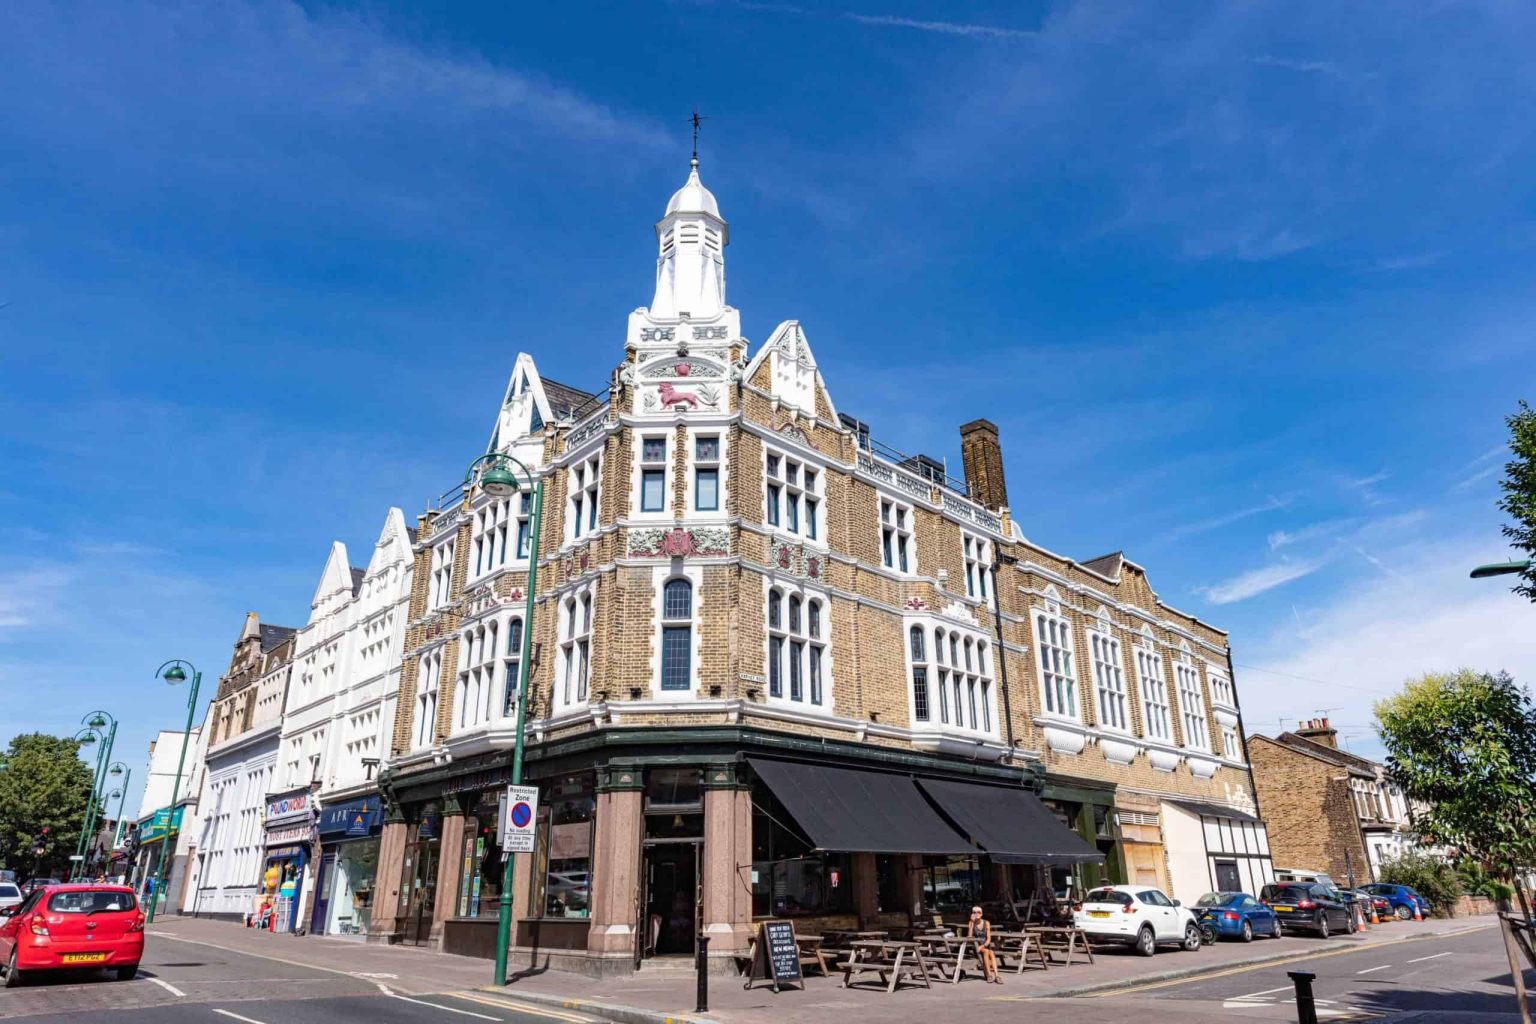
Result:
[916, 778, 1104, 865]
[747, 758, 977, 855]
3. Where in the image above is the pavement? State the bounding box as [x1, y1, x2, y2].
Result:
[0, 912, 1514, 1024]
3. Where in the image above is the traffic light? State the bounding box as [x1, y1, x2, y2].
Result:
[32, 826, 49, 857]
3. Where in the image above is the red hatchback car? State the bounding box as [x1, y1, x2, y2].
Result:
[0, 884, 143, 987]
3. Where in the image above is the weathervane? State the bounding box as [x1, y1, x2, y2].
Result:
[689, 109, 710, 165]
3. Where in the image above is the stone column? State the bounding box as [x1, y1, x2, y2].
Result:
[431, 795, 467, 945]
[701, 763, 753, 966]
[587, 766, 644, 960]
[369, 817, 408, 942]
[853, 853, 878, 926]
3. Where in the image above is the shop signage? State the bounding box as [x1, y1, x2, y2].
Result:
[502, 785, 538, 853]
[265, 823, 315, 846]
[266, 790, 312, 825]
[137, 806, 185, 844]
[443, 765, 513, 796]
[744, 920, 803, 992]
[318, 798, 381, 838]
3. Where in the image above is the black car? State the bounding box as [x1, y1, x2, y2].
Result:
[1260, 882, 1357, 938]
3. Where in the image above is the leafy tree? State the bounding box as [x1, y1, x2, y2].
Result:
[1498, 399, 1536, 601]
[1379, 850, 1462, 916]
[1375, 670, 1536, 918]
[0, 734, 93, 879]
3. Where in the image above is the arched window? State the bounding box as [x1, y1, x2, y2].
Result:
[502, 618, 524, 717]
[1174, 643, 1209, 750]
[908, 622, 993, 733]
[1135, 629, 1170, 741]
[767, 585, 826, 706]
[660, 579, 692, 691]
[1034, 596, 1078, 719]
[1090, 610, 1128, 732]
[559, 587, 594, 707]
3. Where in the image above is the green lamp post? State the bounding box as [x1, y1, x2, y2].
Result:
[71, 713, 116, 881]
[70, 724, 103, 879]
[144, 660, 201, 923]
[1470, 559, 1532, 579]
[463, 451, 545, 987]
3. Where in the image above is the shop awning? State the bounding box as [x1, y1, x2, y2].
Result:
[916, 778, 1105, 865]
[1166, 799, 1261, 824]
[747, 758, 977, 855]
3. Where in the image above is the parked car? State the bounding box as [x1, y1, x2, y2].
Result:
[1275, 868, 1336, 886]
[1260, 882, 1357, 938]
[0, 884, 144, 987]
[1195, 891, 1281, 941]
[1344, 888, 1394, 921]
[1360, 883, 1430, 920]
[0, 885, 21, 913]
[1074, 884, 1203, 956]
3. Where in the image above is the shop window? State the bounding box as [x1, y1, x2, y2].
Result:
[645, 767, 702, 810]
[527, 774, 595, 919]
[920, 854, 982, 915]
[750, 781, 853, 917]
[456, 790, 506, 918]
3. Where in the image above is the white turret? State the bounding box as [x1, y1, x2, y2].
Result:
[649, 158, 728, 321]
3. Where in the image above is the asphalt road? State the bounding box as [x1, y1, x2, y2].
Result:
[0, 937, 615, 1024]
[1087, 923, 1533, 1021]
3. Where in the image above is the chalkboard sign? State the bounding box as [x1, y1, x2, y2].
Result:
[743, 919, 804, 992]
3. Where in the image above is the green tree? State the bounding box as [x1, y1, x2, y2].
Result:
[1375, 670, 1536, 918]
[1498, 399, 1536, 601]
[0, 733, 93, 879]
[1379, 850, 1463, 916]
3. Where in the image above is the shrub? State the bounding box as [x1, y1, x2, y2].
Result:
[1378, 850, 1462, 916]
[1457, 859, 1516, 902]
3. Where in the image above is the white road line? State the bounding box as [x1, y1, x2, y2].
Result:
[1408, 951, 1453, 963]
[212, 1010, 270, 1024]
[1237, 985, 1295, 999]
[148, 976, 186, 997]
[377, 983, 502, 1021]
[1356, 964, 1392, 974]
[451, 992, 596, 1023]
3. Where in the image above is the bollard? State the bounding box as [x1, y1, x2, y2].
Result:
[696, 934, 710, 1014]
[1288, 970, 1318, 1024]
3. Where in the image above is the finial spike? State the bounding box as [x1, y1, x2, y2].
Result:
[689, 108, 709, 165]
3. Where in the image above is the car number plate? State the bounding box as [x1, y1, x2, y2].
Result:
[62, 953, 108, 964]
[1274, 906, 1292, 912]
[1088, 910, 1111, 918]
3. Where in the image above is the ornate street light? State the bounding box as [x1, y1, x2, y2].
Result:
[463, 452, 546, 987]
[72, 712, 117, 880]
[143, 661, 201, 922]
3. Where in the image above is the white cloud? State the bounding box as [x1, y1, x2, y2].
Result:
[0, 566, 72, 630]
[1268, 518, 1358, 550]
[1240, 535, 1536, 758]
[1201, 558, 1326, 604]
[843, 13, 1034, 39]
[1164, 495, 1290, 543]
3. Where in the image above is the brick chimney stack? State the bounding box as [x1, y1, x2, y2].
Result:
[1295, 716, 1339, 749]
[959, 419, 1010, 512]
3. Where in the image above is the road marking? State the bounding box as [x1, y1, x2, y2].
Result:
[1407, 951, 1453, 963]
[154, 933, 438, 995]
[1236, 985, 1295, 999]
[148, 976, 186, 997]
[449, 991, 598, 1022]
[212, 1011, 270, 1024]
[378, 983, 502, 1020]
[1356, 964, 1391, 974]
[1084, 925, 1488, 997]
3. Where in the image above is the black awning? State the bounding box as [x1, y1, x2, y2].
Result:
[747, 758, 977, 855]
[1166, 799, 1261, 824]
[916, 778, 1105, 865]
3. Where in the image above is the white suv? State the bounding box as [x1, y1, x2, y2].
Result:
[1073, 884, 1203, 956]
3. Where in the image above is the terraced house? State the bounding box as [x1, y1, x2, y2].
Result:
[366, 157, 1273, 973]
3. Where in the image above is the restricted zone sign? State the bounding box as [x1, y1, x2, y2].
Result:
[502, 785, 538, 853]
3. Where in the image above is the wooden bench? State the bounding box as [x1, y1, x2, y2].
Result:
[993, 931, 1049, 973]
[840, 940, 933, 993]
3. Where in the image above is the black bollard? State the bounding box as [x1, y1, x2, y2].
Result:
[696, 934, 710, 1014]
[1288, 970, 1318, 1024]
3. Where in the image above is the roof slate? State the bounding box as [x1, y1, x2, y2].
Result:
[258, 624, 297, 653]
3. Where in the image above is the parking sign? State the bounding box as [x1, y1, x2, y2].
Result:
[503, 785, 538, 853]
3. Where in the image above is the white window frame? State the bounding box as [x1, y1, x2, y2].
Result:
[1208, 669, 1235, 709]
[648, 565, 702, 697]
[454, 620, 499, 732]
[566, 453, 602, 544]
[428, 539, 455, 611]
[500, 615, 525, 719]
[688, 430, 726, 515]
[634, 433, 672, 518]
[1221, 724, 1242, 760]
[1033, 592, 1078, 720]
[880, 498, 915, 575]
[765, 579, 831, 710]
[414, 649, 442, 749]
[471, 497, 513, 581]
[764, 448, 822, 542]
[1174, 644, 1210, 751]
[962, 532, 991, 604]
[659, 576, 695, 693]
[555, 584, 596, 710]
[1089, 612, 1129, 733]
[1135, 632, 1171, 742]
[908, 619, 997, 736]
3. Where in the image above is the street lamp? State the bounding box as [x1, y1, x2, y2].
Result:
[110, 767, 133, 870]
[144, 660, 201, 923]
[1470, 559, 1532, 579]
[463, 452, 545, 987]
[72, 712, 117, 881]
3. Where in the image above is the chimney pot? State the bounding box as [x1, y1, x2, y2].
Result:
[959, 418, 1009, 512]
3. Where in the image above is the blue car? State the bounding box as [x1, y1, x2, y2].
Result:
[1195, 891, 1281, 941]
[1361, 883, 1430, 920]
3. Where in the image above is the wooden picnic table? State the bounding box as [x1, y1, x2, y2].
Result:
[1026, 924, 1094, 966]
[915, 932, 980, 983]
[991, 930, 1050, 973]
[840, 939, 933, 993]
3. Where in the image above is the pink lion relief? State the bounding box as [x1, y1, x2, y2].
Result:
[657, 381, 699, 409]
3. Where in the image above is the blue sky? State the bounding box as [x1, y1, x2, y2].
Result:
[3, 1, 1535, 812]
